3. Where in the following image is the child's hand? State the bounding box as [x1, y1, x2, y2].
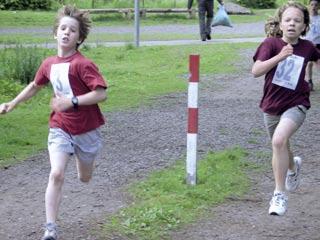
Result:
[0, 102, 14, 114]
[50, 93, 73, 112]
[278, 44, 294, 61]
[0, 103, 7, 114]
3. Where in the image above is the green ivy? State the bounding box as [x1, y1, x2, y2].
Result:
[0, 0, 52, 10]
[235, 0, 276, 9]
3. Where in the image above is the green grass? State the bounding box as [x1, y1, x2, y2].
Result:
[0, 42, 258, 167]
[0, 89, 51, 166]
[105, 148, 252, 240]
[0, 8, 276, 28]
[0, 7, 275, 45]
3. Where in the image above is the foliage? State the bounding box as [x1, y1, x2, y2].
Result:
[235, 0, 276, 9]
[53, 0, 189, 9]
[0, 79, 24, 98]
[105, 148, 251, 239]
[0, 0, 52, 10]
[0, 45, 48, 85]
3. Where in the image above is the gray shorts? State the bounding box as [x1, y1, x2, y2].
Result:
[263, 105, 307, 139]
[48, 127, 103, 164]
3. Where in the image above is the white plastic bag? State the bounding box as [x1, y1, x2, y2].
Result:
[212, 5, 232, 28]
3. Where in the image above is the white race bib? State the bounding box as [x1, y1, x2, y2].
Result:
[50, 63, 74, 98]
[272, 54, 304, 90]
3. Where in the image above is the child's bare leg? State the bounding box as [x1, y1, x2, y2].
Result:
[76, 156, 94, 183]
[45, 152, 69, 223]
[271, 118, 298, 192]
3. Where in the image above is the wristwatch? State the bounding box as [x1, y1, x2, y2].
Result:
[71, 96, 78, 109]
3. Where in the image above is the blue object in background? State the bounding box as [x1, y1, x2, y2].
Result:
[212, 4, 233, 28]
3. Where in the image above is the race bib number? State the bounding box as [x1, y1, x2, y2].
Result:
[272, 54, 304, 90]
[50, 63, 74, 98]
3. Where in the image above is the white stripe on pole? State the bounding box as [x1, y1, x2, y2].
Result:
[188, 82, 198, 108]
[187, 133, 197, 185]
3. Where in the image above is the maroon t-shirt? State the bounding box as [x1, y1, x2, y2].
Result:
[253, 37, 320, 115]
[34, 51, 107, 135]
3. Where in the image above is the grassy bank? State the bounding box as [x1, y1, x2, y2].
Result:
[104, 148, 255, 239]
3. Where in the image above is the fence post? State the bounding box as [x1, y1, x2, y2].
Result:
[186, 54, 199, 186]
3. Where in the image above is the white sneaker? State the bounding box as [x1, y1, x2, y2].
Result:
[42, 222, 58, 240]
[269, 192, 288, 216]
[285, 156, 302, 192]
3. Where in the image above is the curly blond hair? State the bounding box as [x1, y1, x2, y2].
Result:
[264, 16, 282, 38]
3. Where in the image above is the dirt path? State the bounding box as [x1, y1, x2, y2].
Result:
[1, 46, 320, 240]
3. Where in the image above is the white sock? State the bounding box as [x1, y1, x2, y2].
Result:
[287, 168, 296, 175]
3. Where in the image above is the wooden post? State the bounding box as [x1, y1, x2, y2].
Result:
[134, 0, 140, 47]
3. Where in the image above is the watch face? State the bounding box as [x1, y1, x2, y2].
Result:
[72, 97, 78, 104]
[72, 96, 78, 108]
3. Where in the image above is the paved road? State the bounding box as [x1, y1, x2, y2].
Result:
[0, 22, 265, 48]
[0, 22, 264, 35]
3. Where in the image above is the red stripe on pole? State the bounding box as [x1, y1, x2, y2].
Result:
[188, 108, 198, 133]
[189, 55, 199, 82]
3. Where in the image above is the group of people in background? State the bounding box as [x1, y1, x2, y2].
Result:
[253, 0, 320, 216]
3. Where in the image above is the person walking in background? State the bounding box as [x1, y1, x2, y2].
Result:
[188, 0, 224, 41]
[305, 0, 320, 91]
[252, 2, 320, 216]
[0, 5, 107, 240]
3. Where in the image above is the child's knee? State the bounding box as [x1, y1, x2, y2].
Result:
[49, 170, 65, 184]
[272, 135, 287, 149]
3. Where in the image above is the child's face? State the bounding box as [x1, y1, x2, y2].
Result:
[280, 7, 306, 41]
[55, 16, 81, 51]
[309, 1, 319, 14]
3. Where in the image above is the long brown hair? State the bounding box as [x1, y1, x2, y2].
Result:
[276, 1, 310, 36]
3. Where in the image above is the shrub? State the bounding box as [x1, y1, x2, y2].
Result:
[0, 45, 47, 85]
[0, 0, 52, 10]
[234, 0, 276, 9]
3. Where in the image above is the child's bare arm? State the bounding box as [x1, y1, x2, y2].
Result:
[252, 44, 293, 78]
[0, 81, 42, 114]
[50, 87, 107, 112]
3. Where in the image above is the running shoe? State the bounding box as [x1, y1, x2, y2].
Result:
[285, 156, 302, 192]
[42, 222, 58, 240]
[269, 192, 288, 216]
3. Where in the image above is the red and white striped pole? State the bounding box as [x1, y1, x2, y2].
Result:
[186, 54, 199, 185]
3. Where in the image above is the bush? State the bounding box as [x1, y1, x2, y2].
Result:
[0, 45, 47, 85]
[234, 0, 276, 9]
[0, 0, 52, 10]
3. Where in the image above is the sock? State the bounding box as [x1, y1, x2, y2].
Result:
[287, 168, 295, 175]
